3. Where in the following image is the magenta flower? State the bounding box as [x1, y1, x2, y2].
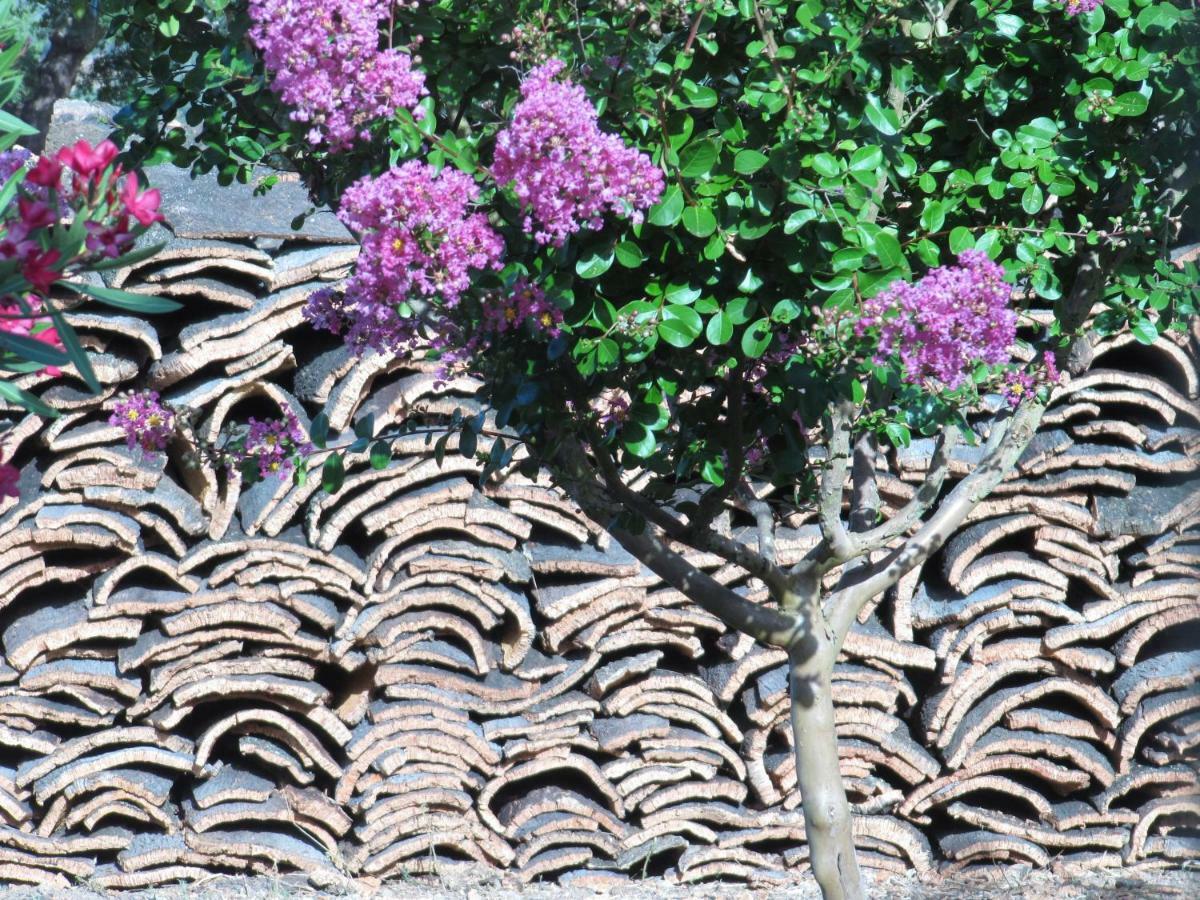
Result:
[1060, 0, 1103, 15]
[119, 173, 164, 227]
[229, 410, 315, 479]
[0, 463, 18, 499]
[306, 161, 504, 355]
[247, 0, 426, 150]
[482, 279, 563, 336]
[109, 391, 175, 453]
[856, 249, 1016, 390]
[492, 58, 663, 246]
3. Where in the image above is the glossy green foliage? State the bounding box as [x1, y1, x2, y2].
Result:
[112, 0, 1199, 494]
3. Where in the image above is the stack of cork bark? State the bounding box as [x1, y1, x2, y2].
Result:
[0, 157, 1196, 889]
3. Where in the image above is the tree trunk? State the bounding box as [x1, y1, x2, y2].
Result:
[789, 643, 865, 900]
[15, 6, 102, 154]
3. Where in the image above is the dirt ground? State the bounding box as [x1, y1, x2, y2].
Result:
[1, 866, 1198, 900]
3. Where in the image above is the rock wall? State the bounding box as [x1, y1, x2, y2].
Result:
[0, 159, 1197, 889]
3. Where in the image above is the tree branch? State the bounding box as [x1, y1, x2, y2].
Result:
[817, 398, 856, 562]
[852, 424, 961, 553]
[847, 433, 880, 534]
[824, 401, 1045, 642]
[552, 438, 799, 646]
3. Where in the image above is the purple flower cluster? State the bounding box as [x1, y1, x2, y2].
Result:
[306, 162, 504, 355]
[1001, 350, 1063, 408]
[247, 0, 426, 150]
[1060, 0, 1103, 15]
[492, 59, 664, 246]
[856, 250, 1016, 390]
[109, 391, 175, 453]
[231, 411, 314, 479]
[481, 279, 563, 336]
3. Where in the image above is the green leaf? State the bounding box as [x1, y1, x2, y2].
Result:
[1136, 3, 1182, 31]
[60, 282, 182, 314]
[872, 231, 904, 269]
[705, 309, 733, 345]
[0, 379, 56, 417]
[1110, 92, 1149, 117]
[678, 138, 719, 177]
[884, 421, 911, 449]
[1021, 183, 1044, 215]
[733, 149, 769, 175]
[0, 331, 69, 368]
[1131, 316, 1158, 345]
[863, 95, 899, 136]
[0, 110, 36, 139]
[369, 440, 390, 470]
[949, 227, 975, 254]
[681, 205, 717, 237]
[575, 247, 614, 279]
[849, 145, 883, 173]
[614, 241, 645, 268]
[648, 184, 684, 227]
[621, 422, 657, 458]
[88, 241, 167, 272]
[681, 81, 718, 108]
[740, 318, 773, 358]
[658, 304, 703, 348]
[309, 411, 329, 449]
[354, 413, 375, 440]
[812, 153, 840, 177]
[321, 453, 345, 494]
[46, 309, 99, 393]
[459, 423, 478, 458]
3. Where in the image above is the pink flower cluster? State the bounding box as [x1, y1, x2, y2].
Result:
[247, 0, 426, 150]
[481, 279, 563, 337]
[492, 58, 664, 246]
[1060, 0, 1103, 15]
[109, 391, 175, 453]
[856, 250, 1016, 390]
[230, 411, 314, 479]
[0, 294, 64, 374]
[1, 139, 163, 294]
[306, 161, 504, 354]
[0, 462, 17, 499]
[1002, 350, 1062, 408]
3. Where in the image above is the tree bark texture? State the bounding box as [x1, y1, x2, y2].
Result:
[789, 640, 865, 900]
[16, 7, 102, 154]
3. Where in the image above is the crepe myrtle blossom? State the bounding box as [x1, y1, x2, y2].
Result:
[492, 58, 664, 246]
[304, 161, 504, 355]
[227, 410, 315, 479]
[248, 0, 426, 150]
[1061, 0, 1103, 15]
[855, 249, 1017, 390]
[481, 279, 564, 337]
[1002, 350, 1064, 408]
[109, 390, 176, 453]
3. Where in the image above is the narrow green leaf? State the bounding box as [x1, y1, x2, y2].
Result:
[46, 309, 99, 393]
[0, 379, 56, 417]
[88, 241, 167, 272]
[0, 331, 69, 368]
[60, 281, 182, 314]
